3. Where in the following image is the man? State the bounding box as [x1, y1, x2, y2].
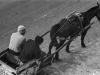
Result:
[7, 25, 26, 66]
[19, 36, 44, 63]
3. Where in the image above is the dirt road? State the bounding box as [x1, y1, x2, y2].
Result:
[0, 0, 100, 75]
[0, 0, 79, 51]
[0, 0, 93, 51]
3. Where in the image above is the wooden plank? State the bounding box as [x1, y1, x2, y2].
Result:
[41, 31, 50, 37]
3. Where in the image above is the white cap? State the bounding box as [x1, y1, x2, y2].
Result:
[17, 25, 26, 34]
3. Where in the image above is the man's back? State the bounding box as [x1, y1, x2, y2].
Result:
[9, 32, 26, 53]
[7, 25, 26, 66]
[20, 39, 41, 63]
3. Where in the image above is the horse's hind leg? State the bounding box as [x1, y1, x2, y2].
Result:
[48, 42, 53, 55]
[65, 41, 72, 53]
[55, 40, 65, 60]
[81, 27, 90, 47]
[48, 38, 58, 55]
[65, 35, 74, 53]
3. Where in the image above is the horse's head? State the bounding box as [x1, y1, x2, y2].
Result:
[95, 2, 100, 22]
[82, 2, 100, 23]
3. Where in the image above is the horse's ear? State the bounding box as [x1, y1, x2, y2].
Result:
[97, 2, 100, 6]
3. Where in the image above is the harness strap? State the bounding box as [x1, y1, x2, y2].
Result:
[67, 12, 84, 32]
[76, 13, 84, 32]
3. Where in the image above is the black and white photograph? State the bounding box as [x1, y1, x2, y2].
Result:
[0, 0, 100, 75]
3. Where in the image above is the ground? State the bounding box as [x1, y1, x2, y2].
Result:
[0, 0, 100, 75]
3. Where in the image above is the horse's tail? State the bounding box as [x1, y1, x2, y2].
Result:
[50, 23, 60, 40]
[49, 23, 60, 47]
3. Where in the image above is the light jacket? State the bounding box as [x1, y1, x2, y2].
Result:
[9, 32, 26, 53]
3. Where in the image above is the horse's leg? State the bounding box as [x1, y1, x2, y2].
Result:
[55, 40, 66, 60]
[48, 38, 58, 55]
[65, 35, 74, 53]
[48, 42, 53, 55]
[81, 27, 90, 47]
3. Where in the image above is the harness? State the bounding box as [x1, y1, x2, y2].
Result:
[57, 12, 84, 40]
[75, 13, 84, 32]
[67, 12, 84, 32]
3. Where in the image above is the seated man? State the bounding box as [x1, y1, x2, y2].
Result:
[19, 36, 44, 63]
[7, 25, 26, 66]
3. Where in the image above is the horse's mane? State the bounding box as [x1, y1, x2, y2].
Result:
[86, 6, 98, 13]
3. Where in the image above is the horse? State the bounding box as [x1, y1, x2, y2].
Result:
[47, 2, 100, 60]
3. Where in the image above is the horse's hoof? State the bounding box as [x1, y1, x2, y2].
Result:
[66, 50, 71, 53]
[81, 43, 86, 48]
[83, 46, 86, 48]
[82, 45, 86, 48]
[55, 55, 59, 60]
[66, 49, 71, 53]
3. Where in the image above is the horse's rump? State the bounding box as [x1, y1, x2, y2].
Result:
[50, 23, 60, 39]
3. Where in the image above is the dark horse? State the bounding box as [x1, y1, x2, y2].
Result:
[48, 2, 100, 60]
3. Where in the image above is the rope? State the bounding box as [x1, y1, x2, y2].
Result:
[77, 13, 84, 32]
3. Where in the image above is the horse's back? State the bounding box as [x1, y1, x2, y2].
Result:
[50, 14, 82, 38]
[60, 17, 81, 36]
